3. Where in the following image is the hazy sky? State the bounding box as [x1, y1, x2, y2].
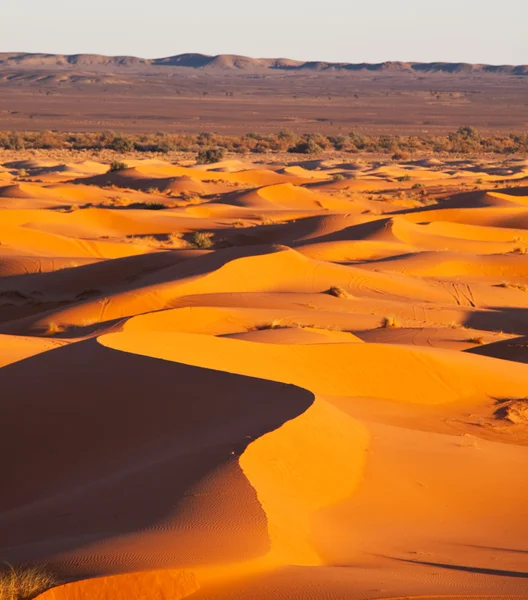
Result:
[2, 0, 527, 64]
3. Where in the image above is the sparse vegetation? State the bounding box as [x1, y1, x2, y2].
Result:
[495, 281, 527, 291]
[382, 316, 400, 328]
[332, 173, 345, 181]
[0, 127, 527, 157]
[289, 139, 324, 155]
[466, 336, 485, 345]
[191, 231, 214, 249]
[166, 232, 187, 248]
[45, 321, 64, 336]
[108, 161, 128, 172]
[0, 563, 57, 600]
[325, 286, 350, 299]
[196, 147, 225, 164]
[141, 203, 165, 210]
[251, 320, 342, 332]
[494, 398, 528, 424]
[253, 319, 287, 331]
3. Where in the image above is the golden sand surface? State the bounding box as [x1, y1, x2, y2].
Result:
[0, 153, 527, 600]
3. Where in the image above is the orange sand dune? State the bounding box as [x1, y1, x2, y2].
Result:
[0, 155, 527, 600]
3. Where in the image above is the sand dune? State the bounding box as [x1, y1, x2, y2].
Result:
[0, 155, 527, 600]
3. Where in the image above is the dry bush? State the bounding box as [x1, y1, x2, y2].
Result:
[325, 286, 350, 299]
[494, 398, 528, 424]
[45, 322, 65, 336]
[165, 232, 188, 248]
[495, 281, 527, 291]
[0, 563, 56, 600]
[196, 147, 225, 164]
[1, 127, 527, 156]
[191, 231, 214, 249]
[382, 316, 400, 328]
[466, 336, 485, 345]
[252, 319, 287, 331]
[108, 161, 128, 172]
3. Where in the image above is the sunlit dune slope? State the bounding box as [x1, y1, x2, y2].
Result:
[0, 154, 527, 600]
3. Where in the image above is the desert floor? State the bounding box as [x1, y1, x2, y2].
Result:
[0, 152, 527, 600]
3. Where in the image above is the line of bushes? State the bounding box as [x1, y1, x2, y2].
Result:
[0, 127, 527, 156]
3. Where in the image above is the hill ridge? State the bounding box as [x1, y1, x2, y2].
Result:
[0, 52, 527, 74]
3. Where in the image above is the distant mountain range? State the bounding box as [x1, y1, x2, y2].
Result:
[0, 52, 527, 74]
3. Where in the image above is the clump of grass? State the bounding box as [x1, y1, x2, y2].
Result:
[495, 281, 527, 292]
[45, 321, 64, 336]
[325, 286, 350, 299]
[108, 161, 128, 172]
[180, 190, 202, 201]
[412, 183, 424, 189]
[510, 246, 527, 255]
[252, 320, 343, 333]
[165, 232, 188, 248]
[142, 203, 165, 210]
[111, 196, 131, 207]
[397, 174, 412, 182]
[232, 220, 246, 228]
[145, 187, 160, 194]
[494, 397, 528, 424]
[382, 315, 400, 328]
[125, 235, 160, 247]
[191, 231, 214, 249]
[252, 319, 287, 331]
[466, 336, 485, 345]
[294, 322, 343, 332]
[332, 173, 345, 182]
[0, 563, 57, 600]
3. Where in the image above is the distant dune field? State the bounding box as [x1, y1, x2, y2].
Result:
[0, 52, 527, 134]
[0, 150, 527, 600]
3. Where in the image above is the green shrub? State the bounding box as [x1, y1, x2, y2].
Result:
[108, 161, 128, 172]
[196, 147, 225, 164]
[289, 139, 323, 155]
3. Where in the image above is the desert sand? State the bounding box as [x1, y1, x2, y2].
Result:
[0, 152, 527, 600]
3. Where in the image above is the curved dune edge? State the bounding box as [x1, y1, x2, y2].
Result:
[101, 331, 372, 565]
[35, 335, 369, 600]
[98, 331, 528, 404]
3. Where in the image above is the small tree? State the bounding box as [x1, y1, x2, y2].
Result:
[196, 147, 225, 164]
[289, 139, 323, 155]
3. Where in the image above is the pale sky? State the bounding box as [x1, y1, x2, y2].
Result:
[1, 0, 527, 65]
